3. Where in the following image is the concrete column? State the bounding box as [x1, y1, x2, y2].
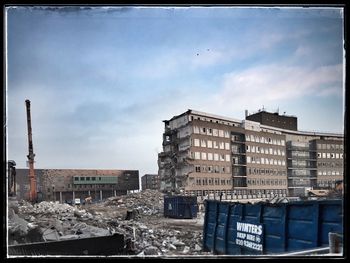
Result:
[73, 191, 75, 202]
[88, 190, 91, 196]
[100, 190, 103, 201]
[114, 190, 116, 197]
[60, 192, 63, 204]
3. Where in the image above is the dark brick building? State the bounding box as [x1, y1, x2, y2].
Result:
[141, 174, 160, 191]
[246, 110, 298, 131]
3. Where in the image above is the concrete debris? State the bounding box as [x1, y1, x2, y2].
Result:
[7, 190, 206, 256]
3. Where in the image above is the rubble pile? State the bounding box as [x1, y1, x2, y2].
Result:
[7, 190, 208, 256]
[104, 189, 164, 216]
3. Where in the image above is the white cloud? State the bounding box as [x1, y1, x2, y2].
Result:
[213, 63, 343, 112]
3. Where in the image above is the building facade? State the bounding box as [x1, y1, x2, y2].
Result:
[158, 109, 344, 199]
[15, 169, 139, 203]
[141, 174, 161, 191]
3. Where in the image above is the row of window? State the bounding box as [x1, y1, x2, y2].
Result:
[317, 143, 343, 150]
[195, 165, 231, 174]
[247, 179, 287, 186]
[317, 152, 343, 159]
[245, 134, 285, 146]
[193, 126, 230, 138]
[247, 168, 287, 176]
[193, 138, 230, 150]
[74, 176, 100, 181]
[186, 189, 288, 197]
[192, 151, 231, 162]
[318, 162, 343, 168]
[190, 115, 238, 127]
[194, 177, 232, 186]
[317, 179, 339, 187]
[247, 156, 286, 166]
[246, 145, 285, 155]
[317, 170, 342, 176]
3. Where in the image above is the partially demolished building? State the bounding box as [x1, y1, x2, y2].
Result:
[158, 109, 344, 199]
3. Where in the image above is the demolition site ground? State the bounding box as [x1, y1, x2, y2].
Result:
[7, 190, 208, 257]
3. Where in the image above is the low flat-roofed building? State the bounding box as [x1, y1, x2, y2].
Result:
[14, 168, 139, 203]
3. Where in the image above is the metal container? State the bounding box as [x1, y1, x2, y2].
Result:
[8, 233, 125, 256]
[164, 196, 198, 219]
[203, 199, 343, 255]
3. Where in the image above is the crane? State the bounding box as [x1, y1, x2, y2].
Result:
[25, 99, 37, 202]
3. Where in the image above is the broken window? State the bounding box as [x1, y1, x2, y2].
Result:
[195, 166, 201, 172]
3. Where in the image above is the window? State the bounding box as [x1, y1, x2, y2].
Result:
[214, 141, 219, 149]
[86, 177, 90, 181]
[202, 127, 206, 133]
[219, 142, 224, 149]
[214, 153, 219, 161]
[317, 153, 321, 158]
[213, 129, 218, 136]
[225, 142, 230, 150]
[208, 153, 213, 160]
[219, 130, 224, 137]
[194, 139, 200, 147]
[208, 166, 212, 173]
[195, 152, 201, 160]
[194, 126, 200, 134]
[226, 154, 230, 162]
[201, 152, 207, 160]
[224, 131, 230, 138]
[208, 128, 212, 135]
[80, 177, 85, 181]
[195, 165, 201, 172]
[201, 140, 206, 147]
[247, 156, 251, 163]
[74, 177, 79, 181]
[246, 145, 250, 152]
[207, 140, 213, 148]
[220, 154, 225, 161]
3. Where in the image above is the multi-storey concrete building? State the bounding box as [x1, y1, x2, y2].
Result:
[15, 169, 139, 203]
[158, 109, 344, 199]
[141, 174, 161, 191]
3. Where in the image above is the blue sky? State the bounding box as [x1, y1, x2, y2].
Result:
[6, 6, 344, 180]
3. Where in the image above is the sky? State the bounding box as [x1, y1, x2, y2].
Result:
[5, 6, 345, 185]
